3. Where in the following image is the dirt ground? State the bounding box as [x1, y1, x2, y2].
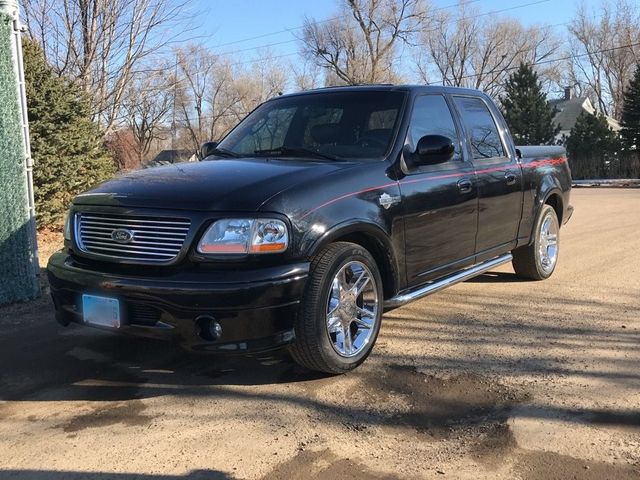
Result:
[0, 188, 638, 480]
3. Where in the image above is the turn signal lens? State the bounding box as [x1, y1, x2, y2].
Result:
[197, 218, 288, 255]
[250, 220, 288, 253]
[63, 213, 72, 241]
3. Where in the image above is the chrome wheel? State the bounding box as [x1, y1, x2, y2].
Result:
[538, 211, 559, 274]
[326, 261, 379, 358]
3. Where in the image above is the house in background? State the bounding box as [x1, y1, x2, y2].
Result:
[550, 87, 620, 144]
[145, 149, 198, 168]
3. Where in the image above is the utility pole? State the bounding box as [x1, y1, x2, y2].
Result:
[171, 52, 177, 152]
[0, 0, 40, 303]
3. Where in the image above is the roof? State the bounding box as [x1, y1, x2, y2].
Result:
[549, 97, 593, 132]
[550, 96, 620, 133]
[278, 84, 488, 100]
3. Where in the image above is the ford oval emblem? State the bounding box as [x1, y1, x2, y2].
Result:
[111, 228, 134, 244]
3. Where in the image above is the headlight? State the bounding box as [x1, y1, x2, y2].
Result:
[197, 218, 289, 254]
[63, 213, 72, 241]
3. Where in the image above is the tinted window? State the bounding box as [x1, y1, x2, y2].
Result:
[368, 109, 398, 129]
[234, 107, 296, 154]
[218, 91, 406, 160]
[302, 106, 343, 145]
[453, 96, 505, 159]
[406, 94, 461, 162]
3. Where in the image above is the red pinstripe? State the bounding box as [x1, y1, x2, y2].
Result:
[300, 156, 567, 220]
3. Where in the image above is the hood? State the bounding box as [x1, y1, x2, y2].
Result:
[74, 158, 351, 211]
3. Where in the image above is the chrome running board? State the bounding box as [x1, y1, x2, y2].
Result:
[384, 253, 513, 310]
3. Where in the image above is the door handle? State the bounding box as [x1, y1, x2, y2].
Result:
[457, 179, 473, 194]
[505, 172, 517, 185]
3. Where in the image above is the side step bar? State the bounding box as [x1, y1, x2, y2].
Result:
[384, 253, 513, 310]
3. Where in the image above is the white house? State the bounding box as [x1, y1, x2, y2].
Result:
[550, 87, 620, 144]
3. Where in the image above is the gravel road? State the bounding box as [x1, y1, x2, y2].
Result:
[0, 189, 638, 480]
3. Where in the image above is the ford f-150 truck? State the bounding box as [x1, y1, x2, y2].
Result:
[48, 85, 573, 374]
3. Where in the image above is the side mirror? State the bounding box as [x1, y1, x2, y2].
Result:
[200, 141, 218, 159]
[515, 148, 522, 160]
[414, 135, 455, 166]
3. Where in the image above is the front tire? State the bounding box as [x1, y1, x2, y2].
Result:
[512, 204, 560, 280]
[289, 242, 383, 374]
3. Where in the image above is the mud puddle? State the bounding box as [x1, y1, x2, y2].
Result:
[359, 364, 528, 439]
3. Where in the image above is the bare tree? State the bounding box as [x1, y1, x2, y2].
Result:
[23, 0, 189, 132]
[568, 1, 640, 119]
[173, 45, 251, 157]
[417, 4, 560, 98]
[291, 59, 323, 91]
[301, 0, 428, 85]
[174, 44, 221, 157]
[121, 67, 173, 163]
[233, 50, 289, 113]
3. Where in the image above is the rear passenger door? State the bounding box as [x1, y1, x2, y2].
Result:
[452, 95, 524, 258]
[400, 94, 478, 286]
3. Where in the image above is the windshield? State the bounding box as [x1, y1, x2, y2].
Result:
[216, 90, 406, 161]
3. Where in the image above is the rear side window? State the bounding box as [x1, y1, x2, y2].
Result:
[406, 94, 461, 162]
[453, 96, 506, 160]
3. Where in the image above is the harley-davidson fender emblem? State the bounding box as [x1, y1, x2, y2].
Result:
[379, 193, 400, 209]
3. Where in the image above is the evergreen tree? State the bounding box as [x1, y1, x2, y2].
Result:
[23, 39, 114, 227]
[620, 64, 640, 150]
[501, 63, 559, 145]
[566, 112, 619, 179]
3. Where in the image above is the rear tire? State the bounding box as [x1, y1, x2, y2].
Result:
[289, 242, 383, 374]
[512, 204, 560, 280]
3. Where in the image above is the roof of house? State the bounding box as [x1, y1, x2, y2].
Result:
[550, 96, 620, 133]
[549, 97, 594, 132]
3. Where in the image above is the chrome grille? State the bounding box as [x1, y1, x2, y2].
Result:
[75, 213, 190, 262]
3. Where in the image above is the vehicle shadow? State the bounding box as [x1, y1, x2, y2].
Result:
[465, 271, 526, 283]
[0, 279, 638, 434]
[0, 325, 330, 402]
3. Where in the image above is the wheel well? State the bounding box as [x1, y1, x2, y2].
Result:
[331, 232, 397, 299]
[545, 193, 563, 224]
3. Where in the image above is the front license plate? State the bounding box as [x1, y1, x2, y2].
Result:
[82, 294, 121, 328]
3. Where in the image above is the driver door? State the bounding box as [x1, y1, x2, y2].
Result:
[400, 94, 479, 286]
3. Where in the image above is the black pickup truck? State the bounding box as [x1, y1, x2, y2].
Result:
[48, 85, 572, 374]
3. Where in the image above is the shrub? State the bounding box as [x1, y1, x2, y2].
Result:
[23, 39, 114, 227]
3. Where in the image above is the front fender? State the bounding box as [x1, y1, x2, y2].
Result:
[260, 160, 405, 292]
[304, 219, 393, 257]
[302, 219, 403, 298]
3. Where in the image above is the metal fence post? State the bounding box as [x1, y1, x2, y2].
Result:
[0, 0, 40, 304]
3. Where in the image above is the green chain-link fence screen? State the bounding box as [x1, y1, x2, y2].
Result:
[0, 13, 39, 304]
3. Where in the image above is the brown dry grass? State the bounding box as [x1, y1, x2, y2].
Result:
[37, 227, 63, 268]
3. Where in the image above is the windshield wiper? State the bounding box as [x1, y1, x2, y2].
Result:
[209, 147, 241, 158]
[253, 146, 341, 161]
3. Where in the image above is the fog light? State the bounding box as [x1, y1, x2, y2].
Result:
[195, 315, 222, 341]
[209, 320, 222, 340]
